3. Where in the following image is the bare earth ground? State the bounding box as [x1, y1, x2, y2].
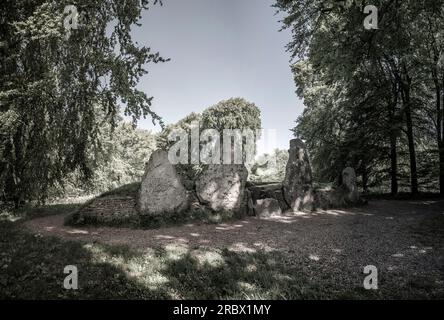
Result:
[21, 199, 444, 298]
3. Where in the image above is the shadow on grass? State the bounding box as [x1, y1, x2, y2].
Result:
[0, 219, 388, 300]
[1, 202, 82, 222]
[0, 220, 168, 299]
[3, 199, 444, 299]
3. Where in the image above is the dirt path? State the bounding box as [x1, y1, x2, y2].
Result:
[23, 199, 444, 253]
[22, 199, 444, 297]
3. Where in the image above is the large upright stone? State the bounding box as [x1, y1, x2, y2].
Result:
[313, 167, 361, 209]
[341, 167, 359, 203]
[283, 139, 315, 211]
[138, 150, 189, 216]
[196, 164, 248, 214]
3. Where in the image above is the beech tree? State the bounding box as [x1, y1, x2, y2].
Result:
[276, 0, 444, 194]
[0, 0, 166, 205]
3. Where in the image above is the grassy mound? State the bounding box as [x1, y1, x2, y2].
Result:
[64, 183, 247, 229]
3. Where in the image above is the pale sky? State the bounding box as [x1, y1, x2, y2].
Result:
[130, 0, 305, 153]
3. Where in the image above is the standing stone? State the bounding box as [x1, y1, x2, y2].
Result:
[138, 150, 189, 216]
[196, 164, 248, 215]
[253, 198, 282, 218]
[341, 167, 359, 203]
[283, 139, 315, 211]
[312, 168, 361, 209]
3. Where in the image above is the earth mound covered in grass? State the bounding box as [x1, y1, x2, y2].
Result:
[64, 182, 245, 229]
[64, 183, 140, 228]
[65, 139, 366, 230]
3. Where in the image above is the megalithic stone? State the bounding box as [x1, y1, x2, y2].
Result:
[138, 150, 190, 216]
[342, 167, 360, 203]
[196, 164, 248, 215]
[283, 139, 315, 211]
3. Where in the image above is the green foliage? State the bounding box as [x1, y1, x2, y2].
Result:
[276, 0, 444, 194]
[201, 98, 262, 165]
[157, 97, 262, 183]
[87, 121, 156, 195]
[158, 98, 262, 151]
[157, 112, 201, 150]
[62, 121, 156, 197]
[249, 149, 288, 183]
[200, 98, 262, 134]
[0, 0, 166, 205]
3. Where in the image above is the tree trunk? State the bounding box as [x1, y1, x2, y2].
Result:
[359, 160, 369, 193]
[362, 170, 369, 194]
[388, 97, 399, 196]
[403, 88, 419, 195]
[389, 129, 398, 196]
[439, 76, 444, 195]
[433, 71, 443, 195]
[440, 145, 444, 195]
[382, 56, 400, 197]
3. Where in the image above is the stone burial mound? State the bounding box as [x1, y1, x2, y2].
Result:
[66, 149, 251, 228]
[64, 183, 140, 227]
[66, 139, 364, 228]
[137, 149, 250, 227]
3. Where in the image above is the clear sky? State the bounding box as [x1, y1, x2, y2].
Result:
[130, 0, 305, 152]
